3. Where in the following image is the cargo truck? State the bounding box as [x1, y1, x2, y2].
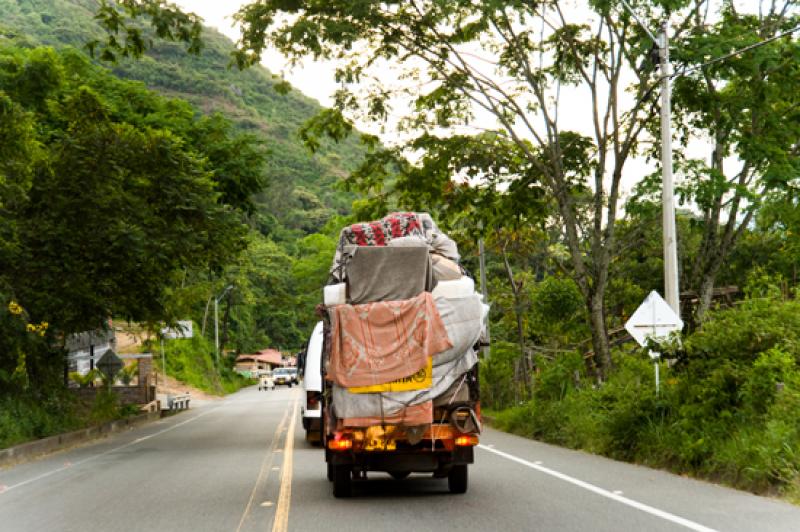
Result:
[319, 212, 486, 497]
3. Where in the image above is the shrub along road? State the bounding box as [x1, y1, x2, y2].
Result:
[0, 386, 798, 531]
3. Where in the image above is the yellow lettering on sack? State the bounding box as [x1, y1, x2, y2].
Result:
[348, 358, 432, 393]
[363, 425, 398, 451]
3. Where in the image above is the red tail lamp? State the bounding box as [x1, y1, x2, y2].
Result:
[327, 436, 353, 451]
[454, 435, 479, 447]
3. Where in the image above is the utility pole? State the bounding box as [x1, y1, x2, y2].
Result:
[658, 22, 680, 314]
[619, 0, 680, 316]
[478, 237, 491, 359]
[214, 285, 233, 367]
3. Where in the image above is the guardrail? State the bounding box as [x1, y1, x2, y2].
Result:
[158, 393, 191, 411]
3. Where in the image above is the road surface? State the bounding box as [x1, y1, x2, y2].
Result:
[1, 386, 798, 531]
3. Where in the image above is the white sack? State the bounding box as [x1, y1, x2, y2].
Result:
[433, 294, 484, 366]
[432, 276, 475, 299]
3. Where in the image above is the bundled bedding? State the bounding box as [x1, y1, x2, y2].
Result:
[323, 212, 486, 429]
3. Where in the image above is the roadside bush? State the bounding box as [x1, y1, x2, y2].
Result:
[488, 298, 800, 498]
[0, 392, 81, 448]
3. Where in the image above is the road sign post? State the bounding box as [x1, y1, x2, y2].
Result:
[625, 291, 683, 394]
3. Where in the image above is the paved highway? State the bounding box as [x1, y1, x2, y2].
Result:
[1, 386, 798, 531]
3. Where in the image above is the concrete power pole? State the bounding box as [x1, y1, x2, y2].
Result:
[619, 1, 680, 317]
[478, 237, 490, 359]
[659, 22, 680, 314]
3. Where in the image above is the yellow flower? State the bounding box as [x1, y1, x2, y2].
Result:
[26, 324, 36, 332]
[8, 301, 23, 315]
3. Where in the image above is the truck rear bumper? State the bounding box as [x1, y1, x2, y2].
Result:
[328, 446, 473, 473]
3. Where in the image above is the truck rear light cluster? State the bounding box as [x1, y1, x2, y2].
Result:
[454, 435, 479, 447]
[328, 434, 353, 451]
[306, 391, 320, 409]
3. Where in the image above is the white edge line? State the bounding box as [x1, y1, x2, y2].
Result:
[478, 444, 718, 532]
[2, 407, 221, 493]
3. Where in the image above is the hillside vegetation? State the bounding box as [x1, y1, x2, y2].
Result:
[0, 0, 361, 239]
[0, 0, 363, 447]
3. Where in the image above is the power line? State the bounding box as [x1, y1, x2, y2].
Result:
[673, 23, 800, 78]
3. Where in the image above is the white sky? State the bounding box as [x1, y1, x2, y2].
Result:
[174, 1, 336, 106]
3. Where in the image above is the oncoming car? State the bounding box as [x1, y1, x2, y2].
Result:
[272, 367, 295, 387]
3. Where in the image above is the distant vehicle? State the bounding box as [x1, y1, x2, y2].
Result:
[287, 367, 299, 385]
[301, 322, 324, 443]
[258, 371, 275, 391]
[272, 367, 294, 387]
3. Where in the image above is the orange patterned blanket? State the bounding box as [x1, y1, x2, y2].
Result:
[328, 292, 452, 387]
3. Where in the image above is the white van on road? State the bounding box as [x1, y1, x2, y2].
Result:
[301, 321, 324, 443]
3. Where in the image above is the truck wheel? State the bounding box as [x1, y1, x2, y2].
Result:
[327, 462, 334, 482]
[332, 465, 352, 498]
[390, 471, 410, 480]
[448, 465, 468, 494]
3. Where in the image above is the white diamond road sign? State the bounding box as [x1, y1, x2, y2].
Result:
[624, 290, 683, 347]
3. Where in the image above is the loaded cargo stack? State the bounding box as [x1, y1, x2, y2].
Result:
[321, 212, 488, 497]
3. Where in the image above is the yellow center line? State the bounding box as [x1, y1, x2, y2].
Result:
[236, 403, 290, 532]
[272, 395, 299, 532]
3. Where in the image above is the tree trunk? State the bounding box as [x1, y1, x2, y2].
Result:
[587, 291, 611, 381]
[220, 292, 232, 356]
[501, 243, 531, 398]
[201, 294, 212, 337]
[695, 272, 717, 323]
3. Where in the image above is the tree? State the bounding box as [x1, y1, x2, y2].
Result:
[0, 44, 264, 374]
[669, 1, 800, 320]
[223, 0, 700, 378]
[93, 1, 800, 377]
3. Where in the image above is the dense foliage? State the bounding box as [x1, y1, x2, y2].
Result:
[492, 294, 800, 500]
[0, 1, 360, 445]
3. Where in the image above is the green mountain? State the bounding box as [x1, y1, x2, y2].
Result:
[0, 0, 360, 238]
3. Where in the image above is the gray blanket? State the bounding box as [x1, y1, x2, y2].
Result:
[346, 245, 435, 304]
[331, 348, 478, 419]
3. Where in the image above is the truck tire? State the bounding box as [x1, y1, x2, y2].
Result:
[327, 462, 334, 482]
[332, 465, 352, 498]
[448, 465, 468, 494]
[390, 471, 410, 480]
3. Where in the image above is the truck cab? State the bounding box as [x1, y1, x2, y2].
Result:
[301, 321, 324, 442]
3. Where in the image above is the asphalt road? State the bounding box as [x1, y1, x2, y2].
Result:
[1, 386, 799, 532]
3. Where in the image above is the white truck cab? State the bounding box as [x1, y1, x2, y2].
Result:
[301, 321, 324, 442]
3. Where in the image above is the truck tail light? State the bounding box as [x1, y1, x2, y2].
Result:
[306, 391, 319, 410]
[328, 434, 353, 451]
[454, 435, 479, 447]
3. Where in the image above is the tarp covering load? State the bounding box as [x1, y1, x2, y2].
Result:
[323, 212, 486, 430]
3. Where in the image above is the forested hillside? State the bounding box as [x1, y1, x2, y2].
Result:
[0, 0, 367, 446]
[0, 0, 367, 356]
[0, 0, 361, 239]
